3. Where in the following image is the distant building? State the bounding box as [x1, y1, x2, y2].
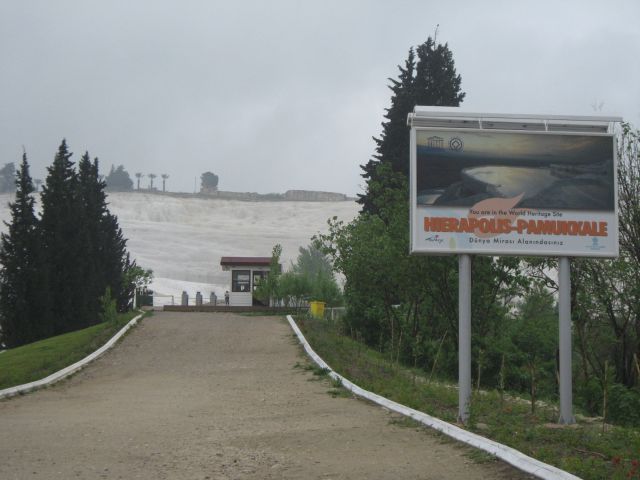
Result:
[283, 190, 347, 201]
[219, 257, 276, 306]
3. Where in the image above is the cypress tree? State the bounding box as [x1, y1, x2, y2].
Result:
[358, 38, 465, 214]
[0, 153, 51, 347]
[77, 152, 106, 321]
[358, 48, 415, 214]
[78, 153, 132, 312]
[40, 140, 88, 333]
[101, 214, 132, 312]
[413, 39, 465, 108]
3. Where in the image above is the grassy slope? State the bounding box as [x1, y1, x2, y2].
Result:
[297, 316, 640, 480]
[0, 311, 139, 390]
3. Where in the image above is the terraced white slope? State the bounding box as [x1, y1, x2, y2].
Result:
[0, 192, 359, 301]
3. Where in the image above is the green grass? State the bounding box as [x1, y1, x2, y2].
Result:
[296, 316, 640, 480]
[0, 311, 141, 390]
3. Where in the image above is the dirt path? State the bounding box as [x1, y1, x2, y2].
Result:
[0, 312, 532, 479]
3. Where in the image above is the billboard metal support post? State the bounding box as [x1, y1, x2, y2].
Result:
[558, 256, 575, 424]
[458, 254, 472, 424]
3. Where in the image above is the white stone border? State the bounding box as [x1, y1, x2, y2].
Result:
[287, 315, 581, 480]
[0, 312, 144, 400]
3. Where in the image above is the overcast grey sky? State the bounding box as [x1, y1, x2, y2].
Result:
[1, 0, 639, 195]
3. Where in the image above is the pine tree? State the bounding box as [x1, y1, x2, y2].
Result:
[77, 153, 107, 321]
[0, 154, 51, 347]
[40, 140, 88, 334]
[101, 212, 132, 312]
[75, 153, 132, 319]
[358, 38, 465, 214]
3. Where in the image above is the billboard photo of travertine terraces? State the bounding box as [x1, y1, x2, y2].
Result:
[411, 128, 618, 257]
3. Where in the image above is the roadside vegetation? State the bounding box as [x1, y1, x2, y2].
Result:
[255, 243, 342, 310]
[312, 39, 640, 424]
[0, 311, 140, 390]
[297, 315, 640, 480]
[304, 36, 640, 480]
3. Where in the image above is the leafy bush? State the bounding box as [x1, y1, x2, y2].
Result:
[576, 377, 604, 416]
[607, 384, 640, 426]
[99, 287, 118, 324]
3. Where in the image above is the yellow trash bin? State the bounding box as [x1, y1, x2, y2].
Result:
[309, 301, 326, 319]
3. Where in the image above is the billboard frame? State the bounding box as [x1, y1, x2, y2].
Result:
[409, 123, 620, 258]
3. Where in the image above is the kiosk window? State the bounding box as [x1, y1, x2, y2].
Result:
[252, 271, 268, 292]
[232, 270, 250, 292]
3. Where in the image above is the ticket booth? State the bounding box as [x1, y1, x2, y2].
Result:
[219, 257, 274, 306]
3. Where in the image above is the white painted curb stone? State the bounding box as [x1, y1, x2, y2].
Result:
[287, 315, 581, 480]
[0, 312, 144, 400]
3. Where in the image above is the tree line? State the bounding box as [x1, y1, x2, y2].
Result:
[0, 140, 142, 348]
[255, 243, 342, 309]
[105, 167, 219, 194]
[107, 167, 172, 192]
[316, 37, 640, 425]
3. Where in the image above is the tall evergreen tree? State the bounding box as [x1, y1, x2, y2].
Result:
[358, 38, 465, 214]
[413, 38, 465, 109]
[40, 140, 88, 334]
[77, 153, 106, 320]
[78, 153, 132, 314]
[101, 214, 133, 312]
[45, 143, 136, 332]
[0, 154, 51, 347]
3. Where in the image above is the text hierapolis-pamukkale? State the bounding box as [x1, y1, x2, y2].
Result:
[423, 217, 608, 237]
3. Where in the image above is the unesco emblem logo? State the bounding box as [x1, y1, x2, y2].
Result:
[449, 137, 464, 152]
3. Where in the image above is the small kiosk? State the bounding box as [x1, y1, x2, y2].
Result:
[219, 257, 274, 307]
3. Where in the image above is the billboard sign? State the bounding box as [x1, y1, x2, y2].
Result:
[410, 127, 618, 257]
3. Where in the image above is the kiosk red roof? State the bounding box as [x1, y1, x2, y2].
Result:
[220, 256, 271, 267]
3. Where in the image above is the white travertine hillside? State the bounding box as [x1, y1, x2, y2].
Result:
[0, 192, 359, 302]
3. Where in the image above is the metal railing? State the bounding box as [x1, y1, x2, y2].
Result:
[151, 294, 175, 307]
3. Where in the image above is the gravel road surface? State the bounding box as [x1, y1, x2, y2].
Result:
[0, 312, 532, 479]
